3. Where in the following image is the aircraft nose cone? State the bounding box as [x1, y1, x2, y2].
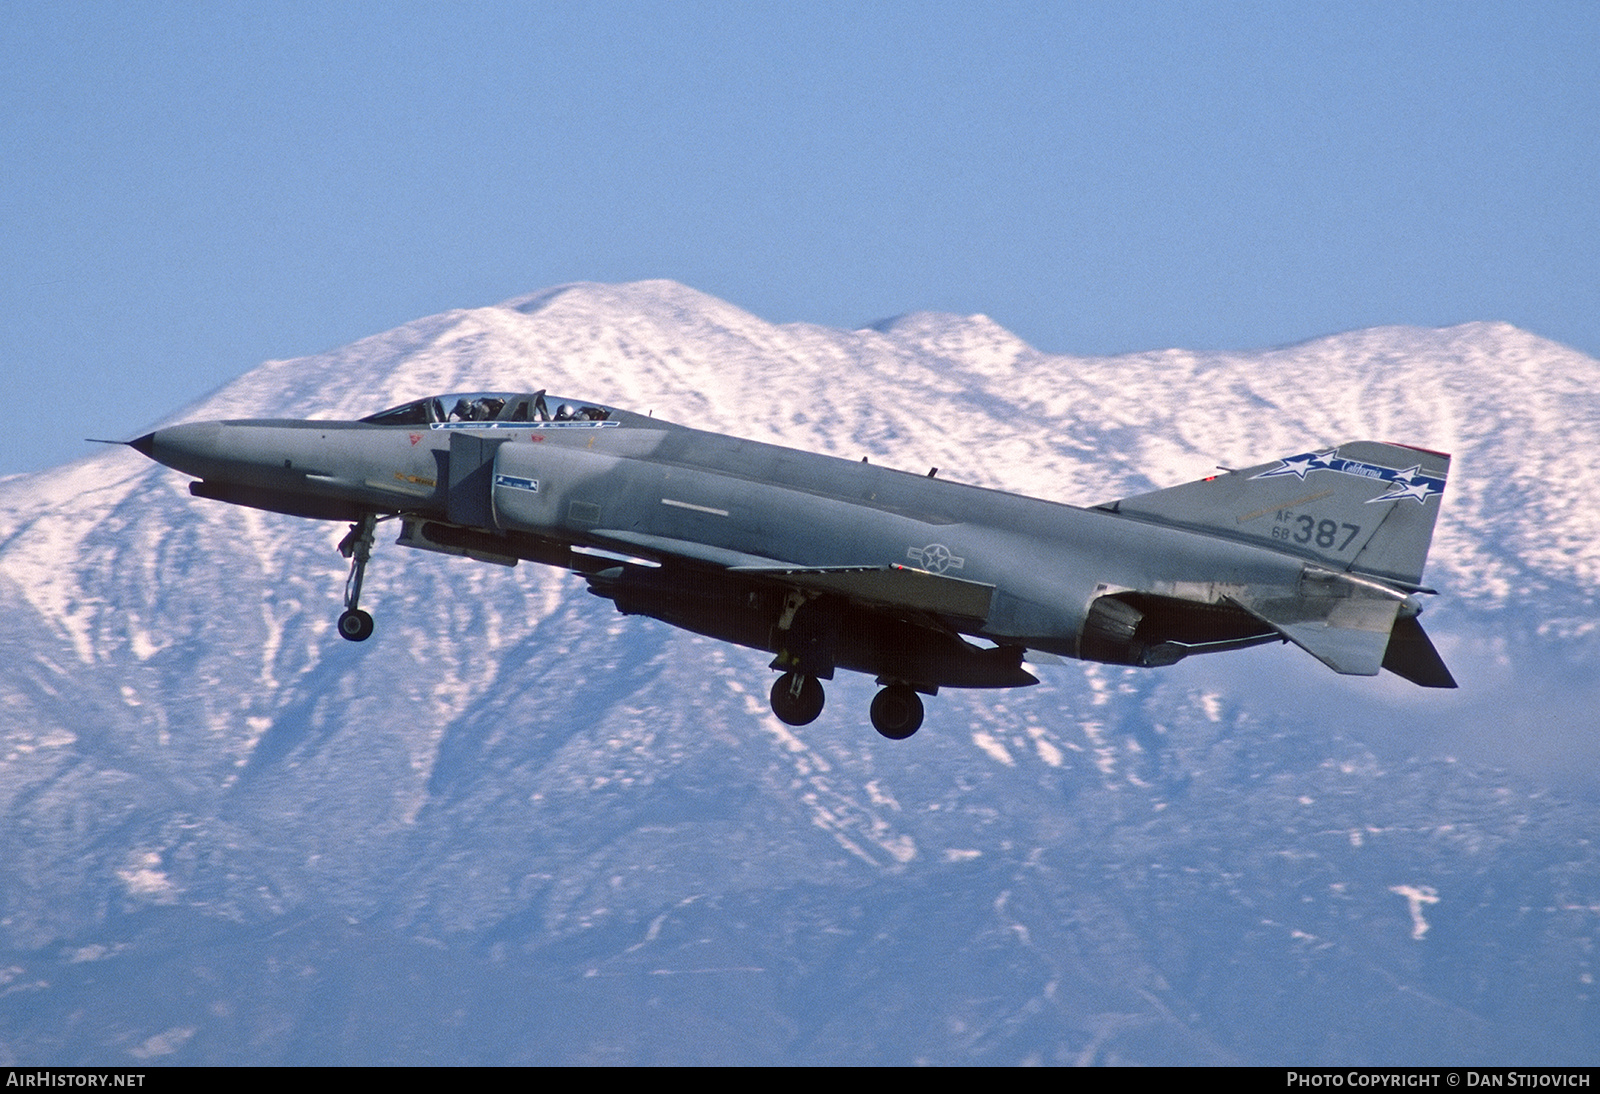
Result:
[140, 422, 224, 476]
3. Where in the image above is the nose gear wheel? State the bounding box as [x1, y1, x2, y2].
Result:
[337, 514, 378, 642]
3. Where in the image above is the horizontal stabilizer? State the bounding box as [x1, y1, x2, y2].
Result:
[1227, 573, 1405, 677]
[1381, 615, 1458, 688]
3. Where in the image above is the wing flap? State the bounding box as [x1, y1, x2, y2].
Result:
[733, 564, 995, 620]
[586, 530, 994, 620]
[587, 528, 794, 571]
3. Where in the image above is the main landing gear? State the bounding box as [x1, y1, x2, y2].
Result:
[770, 671, 825, 726]
[336, 513, 377, 642]
[766, 672, 926, 739]
[869, 685, 924, 740]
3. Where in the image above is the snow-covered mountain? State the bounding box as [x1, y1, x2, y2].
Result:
[1, 281, 1596, 1064]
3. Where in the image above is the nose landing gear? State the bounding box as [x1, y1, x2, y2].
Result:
[337, 607, 374, 642]
[336, 514, 377, 642]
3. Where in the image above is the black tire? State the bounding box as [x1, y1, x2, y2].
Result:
[338, 609, 374, 642]
[770, 671, 825, 726]
[870, 685, 923, 739]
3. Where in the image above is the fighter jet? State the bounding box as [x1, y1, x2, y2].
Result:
[129, 389, 1455, 739]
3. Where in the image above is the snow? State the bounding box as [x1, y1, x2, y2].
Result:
[2, 281, 1598, 1064]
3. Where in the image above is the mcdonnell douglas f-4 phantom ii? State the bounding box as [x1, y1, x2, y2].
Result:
[130, 389, 1455, 739]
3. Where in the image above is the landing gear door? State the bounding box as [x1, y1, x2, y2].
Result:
[447, 432, 504, 529]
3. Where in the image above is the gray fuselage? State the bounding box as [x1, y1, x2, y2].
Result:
[144, 407, 1301, 663]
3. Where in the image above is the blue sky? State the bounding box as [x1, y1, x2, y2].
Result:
[5, 1, 1597, 473]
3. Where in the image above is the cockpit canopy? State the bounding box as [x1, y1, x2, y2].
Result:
[360, 390, 613, 426]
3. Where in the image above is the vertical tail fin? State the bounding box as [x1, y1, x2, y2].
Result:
[1108, 441, 1450, 587]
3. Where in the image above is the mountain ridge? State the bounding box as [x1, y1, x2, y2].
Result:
[1, 281, 1596, 1064]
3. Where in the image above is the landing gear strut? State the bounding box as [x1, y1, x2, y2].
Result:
[870, 685, 924, 739]
[337, 513, 377, 642]
[769, 671, 825, 726]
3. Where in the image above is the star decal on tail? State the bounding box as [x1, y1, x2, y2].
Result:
[1252, 449, 1446, 504]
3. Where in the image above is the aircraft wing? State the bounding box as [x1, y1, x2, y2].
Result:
[588, 528, 994, 621]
